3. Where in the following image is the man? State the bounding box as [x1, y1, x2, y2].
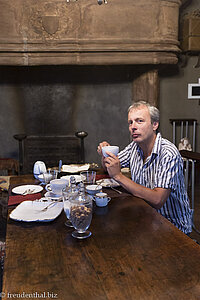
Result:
[97, 101, 193, 234]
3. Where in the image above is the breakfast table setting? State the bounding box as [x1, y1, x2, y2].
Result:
[2, 151, 200, 299]
[6, 158, 129, 230]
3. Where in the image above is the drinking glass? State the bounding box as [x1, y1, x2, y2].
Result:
[80, 171, 96, 187]
[42, 169, 57, 185]
[69, 197, 93, 239]
[42, 173, 52, 185]
[48, 169, 58, 180]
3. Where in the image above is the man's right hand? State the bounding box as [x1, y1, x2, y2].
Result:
[97, 141, 110, 156]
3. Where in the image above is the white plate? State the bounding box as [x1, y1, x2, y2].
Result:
[60, 175, 82, 183]
[96, 178, 120, 187]
[9, 200, 63, 222]
[44, 192, 63, 200]
[61, 164, 90, 173]
[12, 185, 43, 195]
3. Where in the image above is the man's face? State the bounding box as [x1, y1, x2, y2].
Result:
[128, 105, 158, 145]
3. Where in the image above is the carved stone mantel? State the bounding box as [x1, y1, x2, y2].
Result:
[0, 0, 184, 66]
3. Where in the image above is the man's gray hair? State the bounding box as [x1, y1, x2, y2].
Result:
[128, 101, 160, 124]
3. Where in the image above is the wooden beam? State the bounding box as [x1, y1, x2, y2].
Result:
[132, 69, 159, 107]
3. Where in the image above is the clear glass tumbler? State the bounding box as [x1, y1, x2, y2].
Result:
[42, 169, 58, 185]
[80, 171, 96, 187]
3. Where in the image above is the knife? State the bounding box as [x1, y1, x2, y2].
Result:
[58, 160, 62, 172]
[57, 160, 62, 179]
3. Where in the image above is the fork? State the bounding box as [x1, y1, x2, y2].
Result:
[22, 189, 31, 195]
[22, 189, 35, 195]
[40, 202, 57, 212]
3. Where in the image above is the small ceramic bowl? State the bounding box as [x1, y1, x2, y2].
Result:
[86, 184, 102, 195]
[94, 192, 111, 207]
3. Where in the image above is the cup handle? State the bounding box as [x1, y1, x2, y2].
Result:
[107, 197, 111, 203]
[45, 184, 51, 192]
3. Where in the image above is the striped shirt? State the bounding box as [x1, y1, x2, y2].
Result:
[118, 133, 193, 234]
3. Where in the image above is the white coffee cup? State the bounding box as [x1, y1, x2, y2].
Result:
[46, 179, 69, 195]
[102, 146, 119, 157]
[94, 192, 111, 207]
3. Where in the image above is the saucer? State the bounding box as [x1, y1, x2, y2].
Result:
[44, 191, 62, 200]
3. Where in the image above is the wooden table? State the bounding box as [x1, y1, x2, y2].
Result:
[2, 175, 200, 299]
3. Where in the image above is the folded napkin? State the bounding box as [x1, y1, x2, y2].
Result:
[0, 176, 10, 191]
[8, 193, 42, 206]
[62, 164, 90, 173]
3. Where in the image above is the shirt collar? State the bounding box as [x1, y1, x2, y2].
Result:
[151, 132, 162, 156]
[136, 132, 162, 160]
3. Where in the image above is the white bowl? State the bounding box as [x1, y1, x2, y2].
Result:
[102, 146, 119, 157]
[86, 185, 102, 195]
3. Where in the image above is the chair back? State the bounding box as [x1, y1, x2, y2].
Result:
[14, 134, 87, 174]
[0, 158, 19, 175]
[169, 118, 197, 151]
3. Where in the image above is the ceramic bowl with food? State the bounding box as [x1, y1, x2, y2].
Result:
[86, 185, 102, 195]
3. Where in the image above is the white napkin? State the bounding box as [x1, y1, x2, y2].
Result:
[61, 164, 90, 173]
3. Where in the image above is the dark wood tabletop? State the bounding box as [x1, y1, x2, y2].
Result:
[2, 175, 200, 300]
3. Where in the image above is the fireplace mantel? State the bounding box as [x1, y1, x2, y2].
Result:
[0, 0, 184, 66]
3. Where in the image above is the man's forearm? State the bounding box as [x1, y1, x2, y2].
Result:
[113, 173, 170, 209]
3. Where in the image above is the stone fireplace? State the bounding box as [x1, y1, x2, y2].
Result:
[0, 0, 185, 162]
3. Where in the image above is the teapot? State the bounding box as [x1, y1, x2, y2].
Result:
[33, 161, 47, 179]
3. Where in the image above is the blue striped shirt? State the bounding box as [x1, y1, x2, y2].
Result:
[118, 133, 193, 234]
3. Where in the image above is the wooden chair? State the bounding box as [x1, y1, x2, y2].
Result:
[169, 118, 197, 151]
[180, 150, 200, 233]
[13, 132, 88, 174]
[170, 117, 198, 187]
[0, 158, 19, 176]
[170, 118, 200, 232]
